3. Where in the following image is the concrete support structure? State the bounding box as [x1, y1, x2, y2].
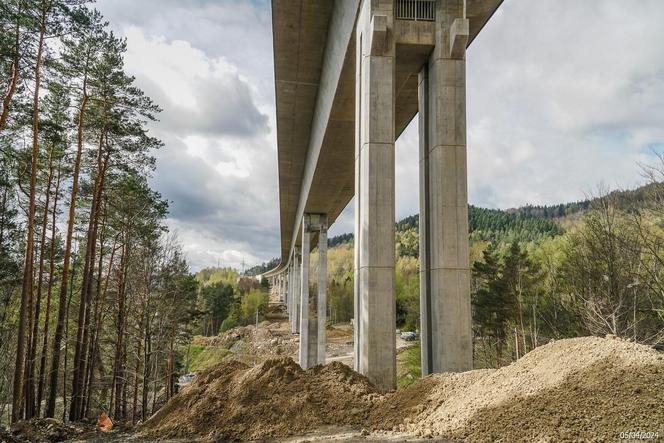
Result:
[299, 219, 311, 365]
[282, 273, 287, 303]
[418, 0, 472, 375]
[287, 263, 293, 316]
[291, 247, 301, 335]
[317, 218, 328, 364]
[299, 213, 328, 369]
[290, 264, 294, 329]
[275, 275, 279, 301]
[353, 0, 397, 392]
[269, 0, 502, 385]
[276, 274, 282, 303]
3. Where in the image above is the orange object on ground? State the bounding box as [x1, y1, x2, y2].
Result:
[97, 411, 113, 432]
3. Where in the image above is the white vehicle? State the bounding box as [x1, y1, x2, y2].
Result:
[400, 331, 418, 341]
[177, 372, 197, 385]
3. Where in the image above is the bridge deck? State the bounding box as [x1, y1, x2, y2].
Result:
[270, 0, 502, 274]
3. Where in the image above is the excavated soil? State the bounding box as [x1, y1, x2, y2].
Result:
[140, 336, 663, 442]
[370, 336, 664, 442]
[1, 418, 94, 443]
[139, 357, 381, 441]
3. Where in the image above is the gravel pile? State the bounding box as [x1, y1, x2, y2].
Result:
[369, 336, 664, 442]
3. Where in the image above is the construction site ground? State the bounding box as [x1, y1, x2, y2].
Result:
[4, 305, 663, 442]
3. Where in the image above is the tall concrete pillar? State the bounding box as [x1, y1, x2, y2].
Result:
[282, 268, 290, 305]
[299, 216, 313, 367]
[418, 0, 472, 375]
[354, 0, 396, 392]
[290, 262, 295, 314]
[299, 214, 328, 368]
[287, 262, 293, 315]
[277, 274, 282, 302]
[317, 216, 328, 365]
[281, 273, 286, 303]
[291, 247, 301, 334]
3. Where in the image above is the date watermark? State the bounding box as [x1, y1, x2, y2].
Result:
[619, 431, 660, 440]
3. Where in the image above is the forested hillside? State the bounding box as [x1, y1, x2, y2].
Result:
[193, 267, 268, 336]
[236, 183, 664, 369]
[0, 1, 199, 425]
[507, 182, 664, 219]
[311, 181, 664, 367]
[245, 257, 279, 276]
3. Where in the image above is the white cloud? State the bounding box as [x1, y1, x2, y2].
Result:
[99, 14, 278, 271]
[96, 0, 664, 270]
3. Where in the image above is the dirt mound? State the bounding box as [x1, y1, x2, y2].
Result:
[2, 418, 89, 442]
[140, 356, 381, 441]
[370, 336, 664, 442]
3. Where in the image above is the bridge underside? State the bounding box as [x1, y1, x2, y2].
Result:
[269, 0, 502, 391]
[272, 0, 501, 267]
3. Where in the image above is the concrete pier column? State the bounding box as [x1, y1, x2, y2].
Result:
[287, 262, 293, 316]
[282, 273, 287, 303]
[418, 0, 472, 375]
[299, 214, 328, 368]
[284, 266, 292, 305]
[353, 0, 397, 392]
[291, 247, 301, 334]
[299, 215, 315, 368]
[280, 274, 285, 303]
[286, 266, 292, 314]
[317, 216, 328, 365]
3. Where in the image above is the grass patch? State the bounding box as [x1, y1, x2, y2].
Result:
[396, 342, 421, 389]
[183, 344, 230, 372]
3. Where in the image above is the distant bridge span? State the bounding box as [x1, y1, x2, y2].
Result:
[266, 0, 502, 391]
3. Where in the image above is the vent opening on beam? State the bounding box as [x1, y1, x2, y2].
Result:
[396, 0, 436, 22]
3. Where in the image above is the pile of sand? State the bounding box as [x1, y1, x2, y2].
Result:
[140, 356, 380, 441]
[370, 336, 664, 442]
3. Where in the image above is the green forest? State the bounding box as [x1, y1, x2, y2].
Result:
[240, 181, 664, 370]
[306, 183, 664, 368]
[0, 1, 277, 426]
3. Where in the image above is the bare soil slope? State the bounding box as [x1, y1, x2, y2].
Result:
[370, 336, 664, 442]
[140, 357, 381, 441]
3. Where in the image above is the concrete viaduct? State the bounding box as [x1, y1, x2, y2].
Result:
[265, 0, 502, 392]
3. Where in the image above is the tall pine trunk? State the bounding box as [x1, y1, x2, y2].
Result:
[131, 339, 141, 424]
[13, 4, 47, 422]
[47, 67, 89, 418]
[141, 317, 151, 421]
[112, 240, 130, 419]
[70, 141, 109, 421]
[37, 162, 62, 417]
[85, 232, 118, 417]
[26, 146, 56, 418]
[82, 202, 108, 416]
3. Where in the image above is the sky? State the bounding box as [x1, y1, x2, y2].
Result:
[95, 0, 664, 271]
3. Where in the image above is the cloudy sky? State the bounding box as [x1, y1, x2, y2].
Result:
[95, 0, 664, 271]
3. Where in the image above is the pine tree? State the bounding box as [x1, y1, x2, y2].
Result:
[472, 243, 515, 367]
